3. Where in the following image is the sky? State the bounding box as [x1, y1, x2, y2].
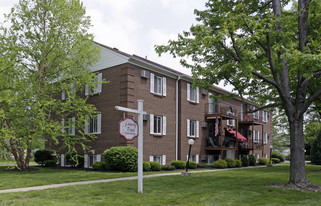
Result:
[0, 0, 208, 76]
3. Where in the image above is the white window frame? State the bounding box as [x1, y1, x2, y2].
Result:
[150, 73, 166, 96]
[85, 114, 101, 134]
[187, 119, 199, 138]
[253, 130, 260, 143]
[252, 106, 259, 120]
[256, 154, 260, 160]
[150, 114, 166, 135]
[149, 155, 166, 165]
[85, 73, 102, 96]
[262, 111, 268, 122]
[187, 83, 199, 103]
[62, 117, 75, 135]
[263, 133, 268, 144]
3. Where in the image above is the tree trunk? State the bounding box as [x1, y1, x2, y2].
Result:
[288, 116, 309, 186]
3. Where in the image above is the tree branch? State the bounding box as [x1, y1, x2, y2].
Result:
[301, 87, 321, 116]
[252, 71, 280, 89]
[247, 102, 281, 113]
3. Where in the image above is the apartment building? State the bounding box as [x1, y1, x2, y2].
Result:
[59, 42, 273, 168]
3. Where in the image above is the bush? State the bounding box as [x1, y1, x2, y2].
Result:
[143, 161, 151, 171]
[213, 160, 227, 169]
[271, 158, 280, 164]
[103, 146, 138, 172]
[249, 154, 256, 166]
[310, 130, 321, 165]
[92, 161, 107, 170]
[171, 160, 186, 169]
[44, 159, 57, 167]
[285, 154, 290, 161]
[187, 161, 197, 169]
[161, 164, 175, 171]
[241, 156, 249, 167]
[34, 149, 53, 165]
[235, 159, 242, 167]
[150, 161, 161, 171]
[65, 151, 84, 168]
[225, 158, 236, 168]
[271, 152, 285, 162]
[197, 162, 212, 168]
[258, 157, 269, 165]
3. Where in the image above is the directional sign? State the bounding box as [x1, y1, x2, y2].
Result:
[119, 117, 138, 141]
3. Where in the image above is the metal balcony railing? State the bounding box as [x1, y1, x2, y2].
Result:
[205, 103, 237, 117]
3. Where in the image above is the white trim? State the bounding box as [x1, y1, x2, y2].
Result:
[187, 119, 190, 137]
[196, 120, 199, 138]
[97, 113, 102, 134]
[149, 156, 154, 162]
[162, 77, 166, 96]
[187, 83, 190, 101]
[162, 155, 166, 165]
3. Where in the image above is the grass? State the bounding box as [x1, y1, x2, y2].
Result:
[0, 164, 321, 205]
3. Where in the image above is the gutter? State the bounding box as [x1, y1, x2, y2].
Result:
[175, 75, 181, 160]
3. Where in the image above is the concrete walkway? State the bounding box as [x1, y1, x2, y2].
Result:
[0, 166, 265, 194]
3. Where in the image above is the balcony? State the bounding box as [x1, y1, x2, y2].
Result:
[205, 103, 237, 119]
[238, 112, 267, 125]
[206, 136, 236, 149]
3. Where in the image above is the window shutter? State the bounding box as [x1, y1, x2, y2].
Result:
[162, 155, 166, 165]
[84, 117, 89, 134]
[85, 84, 89, 96]
[96, 154, 101, 162]
[208, 93, 213, 113]
[196, 121, 199, 138]
[162, 77, 166, 96]
[258, 131, 260, 142]
[187, 83, 190, 101]
[61, 154, 65, 167]
[71, 117, 75, 135]
[84, 154, 88, 168]
[162, 116, 166, 135]
[149, 156, 154, 162]
[97, 114, 102, 134]
[196, 154, 199, 163]
[187, 119, 190, 136]
[150, 114, 154, 134]
[150, 73, 154, 93]
[97, 73, 102, 93]
[62, 90, 66, 100]
[61, 118, 65, 134]
[196, 87, 199, 103]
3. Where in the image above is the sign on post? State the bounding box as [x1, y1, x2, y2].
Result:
[119, 117, 138, 141]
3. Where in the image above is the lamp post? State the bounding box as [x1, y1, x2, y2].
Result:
[186, 139, 194, 172]
[268, 145, 273, 167]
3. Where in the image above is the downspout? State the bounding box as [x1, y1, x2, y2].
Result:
[175, 75, 181, 160]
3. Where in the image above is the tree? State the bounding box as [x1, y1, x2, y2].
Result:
[310, 129, 321, 165]
[0, 0, 103, 170]
[156, 0, 321, 190]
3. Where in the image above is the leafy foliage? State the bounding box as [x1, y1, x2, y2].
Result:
[44, 160, 57, 167]
[161, 164, 175, 171]
[272, 152, 285, 162]
[65, 151, 84, 168]
[225, 158, 236, 168]
[241, 156, 249, 167]
[271, 158, 280, 164]
[103, 146, 138, 172]
[258, 158, 270, 165]
[92, 161, 107, 170]
[249, 154, 256, 166]
[34, 149, 54, 165]
[310, 129, 321, 165]
[213, 160, 227, 169]
[235, 159, 242, 167]
[149, 161, 161, 171]
[187, 161, 197, 169]
[143, 161, 151, 172]
[171, 160, 186, 169]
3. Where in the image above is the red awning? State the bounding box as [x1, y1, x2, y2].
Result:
[227, 130, 248, 143]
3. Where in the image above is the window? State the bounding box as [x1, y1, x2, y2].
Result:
[150, 114, 166, 135]
[149, 155, 166, 165]
[150, 73, 166, 96]
[62, 117, 75, 135]
[187, 154, 199, 163]
[252, 106, 259, 119]
[256, 154, 260, 160]
[62, 83, 76, 100]
[262, 111, 268, 122]
[187, 119, 199, 138]
[253, 130, 260, 143]
[227, 119, 235, 126]
[85, 114, 101, 134]
[84, 154, 101, 168]
[264, 154, 268, 158]
[85, 73, 102, 96]
[187, 83, 199, 103]
[263, 133, 268, 144]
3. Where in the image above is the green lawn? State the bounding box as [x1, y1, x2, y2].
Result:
[0, 164, 321, 205]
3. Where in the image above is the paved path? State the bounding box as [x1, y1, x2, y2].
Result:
[0, 166, 265, 194]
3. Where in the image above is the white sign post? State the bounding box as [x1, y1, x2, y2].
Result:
[115, 100, 146, 193]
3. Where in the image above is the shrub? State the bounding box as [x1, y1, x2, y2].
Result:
[143, 161, 151, 171]
[44, 159, 57, 167]
[258, 157, 269, 165]
[225, 158, 236, 168]
[34, 149, 53, 165]
[310, 130, 321, 165]
[65, 151, 84, 168]
[92, 161, 107, 170]
[285, 154, 290, 161]
[249, 154, 256, 166]
[197, 162, 212, 168]
[235, 159, 242, 167]
[103, 146, 138, 172]
[213, 160, 227, 169]
[171, 160, 186, 169]
[241, 156, 249, 167]
[271, 158, 280, 164]
[271, 152, 285, 162]
[150, 161, 161, 171]
[187, 161, 197, 169]
[161, 164, 175, 171]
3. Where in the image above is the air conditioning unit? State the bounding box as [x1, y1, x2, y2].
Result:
[227, 111, 235, 116]
[141, 70, 150, 78]
[202, 122, 208, 128]
[201, 89, 208, 95]
[143, 114, 149, 121]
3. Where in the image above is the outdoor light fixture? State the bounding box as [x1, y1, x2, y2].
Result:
[268, 145, 273, 167]
[186, 139, 195, 172]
